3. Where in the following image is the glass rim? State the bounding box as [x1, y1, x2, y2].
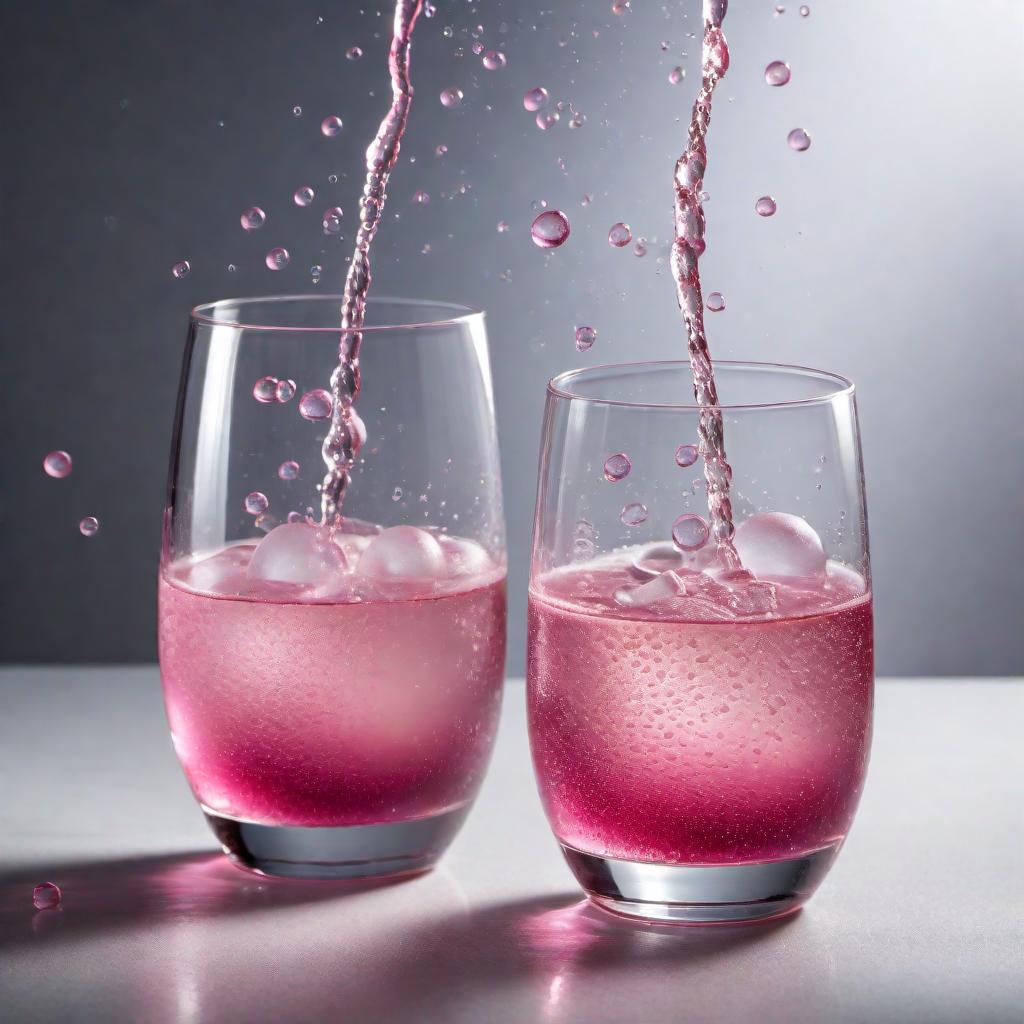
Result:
[190, 294, 484, 333]
[548, 360, 855, 411]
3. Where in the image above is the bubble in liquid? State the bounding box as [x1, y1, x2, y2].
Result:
[243, 492, 268, 516]
[278, 460, 300, 481]
[79, 516, 100, 537]
[310, 265, 323, 284]
[675, 443, 699, 468]
[764, 61, 791, 86]
[497, 220, 510, 233]
[392, 486, 403, 502]
[800, 5, 810, 15]
[755, 195, 777, 217]
[294, 185, 315, 207]
[620, 502, 649, 527]
[440, 88, 464, 108]
[523, 87, 549, 111]
[575, 325, 597, 352]
[531, 209, 570, 249]
[603, 453, 631, 482]
[706, 291, 726, 312]
[672, 512, 709, 551]
[33, 883, 61, 910]
[634, 238, 647, 257]
[424, 1, 436, 16]
[482, 50, 506, 70]
[774, 4, 785, 14]
[240, 206, 266, 231]
[608, 222, 632, 248]
[535, 111, 559, 130]
[298, 388, 333, 421]
[253, 376, 279, 403]
[265, 247, 290, 270]
[612, 1, 630, 13]
[292, 105, 303, 117]
[227, 263, 237, 273]
[43, 450, 72, 478]
[171, 260, 190, 279]
[276, 378, 296, 402]
[346, 46, 363, 60]
[322, 207, 344, 234]
[435, 144, 448, 157]
[321, 116, 343, 137]
[669, 66, 686, 85]
[287, 511, 306, 524]
[788, 128, 811, 151]
[328, 173, 338, 184]
[568, 111, 586, 129]
[413, 190, 430, 205]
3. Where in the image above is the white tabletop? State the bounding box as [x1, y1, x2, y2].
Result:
[1, 668, 1021, 1023]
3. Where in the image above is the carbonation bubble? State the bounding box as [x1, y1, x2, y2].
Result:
[612, 1, 630, 13]
[706, 291, 726, 312]
[435, 144, 448, 156]
[675, 443, 699, 468]
[294, 185, 315, 207]
[575, 325, 597, 352]
[569, 112, 586, 129]
[764, 61, 791, 86]
[171, 260, 190, 279]
[276, 378, 296, 402]
[800, 5, 810, 15]
[531, 210, 570, 249]
[328, 173, 338, 184]
[43, 451, 72, 478]
[672, 512, 709, 551]
[240, 207, 266, 231]
[482, 50, 506, 70]
[440, 88, 464, 108]
[346, 46, 363, 60]
[310, 265, 323, 284]
[322, 207, 344, 234]
[755, 195, 777, 217]
[292, 105, 302, 117]
[497, 220, 509, 233]
[414, 190, 430, 205]
[788, 128, 811, 151]
[321, 116, 343, 137]
[265, 247, 290, 270]
[253, 376, 279, 403]
[33, 883, 61, 910]
[634, 239, 647, 257]
[523, 87, 549, 111]
[79, 516, 100, 537]
[244, 492, 268, 515]
[278, 460, 300, 481]
[392, 486, 403, 502]
[620, 502, 649, 527]
[535, 111, 558, 130]
[603, 453, 631, 482]
[298, 388, 333, 420]
[227, 263, 237, 273]
[669, 67, 686, 85]
[608, 222, 632, 247]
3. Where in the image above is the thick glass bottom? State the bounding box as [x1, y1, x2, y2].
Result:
[204, 804, 470, 880]
[561, 840, 842, 924]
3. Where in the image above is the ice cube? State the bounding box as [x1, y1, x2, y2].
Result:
[439, 535, 492, 577]
[356, 525, 446, 581]
[613, 570, 686, 608]
[247, 523, 348, 586]
[733, 512, 827, 581]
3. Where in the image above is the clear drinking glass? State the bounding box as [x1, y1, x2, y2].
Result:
[159, 296, 506, 879]
[527, 361, 872, 923]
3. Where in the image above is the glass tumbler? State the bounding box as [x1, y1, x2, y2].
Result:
[527, 361, 872, 923]
[159, 296, 506, 879]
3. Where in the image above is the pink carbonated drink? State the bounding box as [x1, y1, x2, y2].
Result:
[159, 523, 505, 828]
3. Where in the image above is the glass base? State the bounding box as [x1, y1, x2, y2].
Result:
[204, 805, 470, 880]
[561, 840, 842, 925]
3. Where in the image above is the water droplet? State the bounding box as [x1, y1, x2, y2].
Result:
[79, 516, 100, 537]
[620, 502, 649, 527]
[603, 452, 631, 482]
[292, 105, 303, 117]
[253, 376, 279, 403]
[322, 207, 344, 234]
[497, 220, 510, 233]
[240, 206, 266, 231]
[435, 144, 448, 156]
[672, 512, 709, 551]
[669, 66, 686, 84]
[755, 195, 777, 217]
[276, 379, 296, 402]
[265, 247, 290, 270]
[575, 325, 597, 352]
[310, 264, 323, 284]
[298, 389, 333, 421]
[800, 4, 810, 15]
[321, 116, 343, 137]
[244, 492, 268, 516]
[706, 291, 726, 312]
[294, 185, 315, 207]
[523, 87, 549, 111]
[32, 883, 61, 910]
[765, 61, 791, 86]
[482, 49, 506, 70]
[788, 128, 811, 151]
[413, 190, 430, 205]
[392, 486, 403, 502]
[278, 460, 300, 481]
[440, 88, 464, 108]
[675, 443, 699, 468]
[608, 222, 632, 248]
[171, 260, 190, 279]
[531, 210, 570, 249]
[43, 451, 72, 478]
[346, 46, 363, 60]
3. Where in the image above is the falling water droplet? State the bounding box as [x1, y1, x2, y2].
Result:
[79, 516, 100, 537]
[278, 460, 300, 481]
[755, 195, 778, 217]
[43, 451, 72, 478]
[294, 185, 315, 207]
[322, 207, 344, 234]
[608, 222, 632, 248]
[706, 291, 726, 312]
[675, 444, 699, 468]
[321, 116, 343, 137]
[620, 502, 649, 527]
[669, 66, 686, 84]
[240, 207, 266, 231]
[253, 376, 279, 403]
[531, 210, 571, 249]
[440, 88, 464, 108]
[346, 46, 363, 60]
[764, 61, 791, 86]
[788, 128, 812, 151]
[575, 325, 597, 352]
[298, 389, 333, 421]
[171, 260, 190, 279]
[276, 379, 296, 402]
[672, 512, 709, 551]
[523, 87, 549, 111]
[265, 247, 290, 270]
[604, 453, 631, 482]
[244, 492, 268, 516]
[482, 50, 506, 70]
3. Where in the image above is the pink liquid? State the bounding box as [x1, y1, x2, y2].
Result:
[158, 541, 505, 828]
[527, 557, 873, 865]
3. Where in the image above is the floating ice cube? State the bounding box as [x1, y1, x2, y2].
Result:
[357, 525, 446, 581]
[733, 512, 826, 581]
[439, 535, 492, 577]
[614, 570, 685, 608]
[247, 523, 348, 586]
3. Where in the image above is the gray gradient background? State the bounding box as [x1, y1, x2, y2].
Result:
[1, 0, 1021, 674]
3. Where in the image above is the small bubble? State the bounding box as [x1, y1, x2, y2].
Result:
[531, 199, 548, 212]
[443, 25, 453, 38]
[424, 2, 436, 16]
[482, 49, 506, 70]
[604, 453, 631, 482]
[755, 195, 777, 217]
[171, 260, 190, 279]
[287, 511, 305, 524]
[764, 61, 791, 86]
[435, 144, 448, 156]
[392, 486, 403, 502]
[568, 112, 586, 129]
[611, 0, 630, 13]
[346, 46, 363, 60]
[535, 110, 559, 130]
[608, 222, 632, 248]
[660, 40, 670, 51]
[620, 502, 649, 527]
[240, 206, 266, 231]
[413, 190, 430, 205]
[322, 207, 344, 234]
[278, 460, 300, 481]
[774, 4, 785, 15]
[440, 88, 464, 108]
[292, 105, 303, 117]
[581, 193, 592, 206]
[675, 443, 699, 468]
[523, 87, 549, 111]
[669, 66, 686, 84]
[800, 4, 810, 15]
[788, 128, 812, 151]
[706, 291, 726, 312]
[227, 263, 237, 273]
[43, 451, 72, 478]
[321, 116, 343, 137]
[294, 185, 315, 207]
[575, 325, 597, 352]
[472, 41, 484, 55]
[298, 389, 333, 420]
[32, 883, 61, 910]
[328, 173, 338, 184]
[497, 220, 510, 233]
[276, 379, 296, 402]
[79, 516, 100, 537]
[265, 247, 290, 270]
[253, 376, 279, 403]
[672, 512, 709, 551]
[310, 264, 323, 284]
[633, 238, 647, 257]
[573, 537, 596, 561]
[244, 492, 268, 516]
[531, 209, 571, 249]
